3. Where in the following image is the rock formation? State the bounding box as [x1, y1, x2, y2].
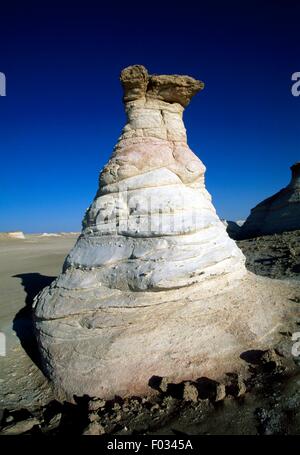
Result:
[0, 231, 25, 239]
[240, 163, 300, 239]
[34, 66, 298, 400]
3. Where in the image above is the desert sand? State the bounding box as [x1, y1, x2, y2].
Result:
[0, 234, 78, 410]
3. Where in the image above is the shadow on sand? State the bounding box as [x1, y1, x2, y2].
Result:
[12, 273, 56, 367]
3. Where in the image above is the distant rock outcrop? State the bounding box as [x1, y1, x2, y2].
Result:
[39, 233, 61, 237]
[0, 231, 25, 239]
[34, 66, 297, 401]
[240, 163, 300, 239]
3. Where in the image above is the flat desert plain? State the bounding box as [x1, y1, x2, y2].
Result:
[0, 234, 78, 410]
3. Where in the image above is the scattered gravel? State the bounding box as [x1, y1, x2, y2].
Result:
[238, 230, 300, 280]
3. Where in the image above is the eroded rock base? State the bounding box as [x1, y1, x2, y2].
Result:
[34, 273, 300, 400]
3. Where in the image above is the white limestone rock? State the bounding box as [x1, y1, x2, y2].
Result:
[34, 66, 296, 401]
[0, 231, 25, 239]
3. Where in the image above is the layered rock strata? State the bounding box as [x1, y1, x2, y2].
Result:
[240, 163, 300, 239]
[34, 66, 296, 400]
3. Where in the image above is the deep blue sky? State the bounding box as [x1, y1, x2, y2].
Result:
[1, 0, 299, 232]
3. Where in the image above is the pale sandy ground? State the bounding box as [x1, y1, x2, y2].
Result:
[0, 234, 78, 410]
